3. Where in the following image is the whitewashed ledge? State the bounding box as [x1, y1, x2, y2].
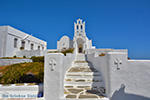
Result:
[0, 84, 40, 99]
[0, 59, 32, 66]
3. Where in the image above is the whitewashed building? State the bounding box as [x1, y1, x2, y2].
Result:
[0, 26, 47, 57]
[57, 19, 95, 52]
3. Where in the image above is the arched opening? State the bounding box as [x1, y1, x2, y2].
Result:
[77, 25, 79, 29]
[81, 25, 83, 29]
[78, 44, 83, 53]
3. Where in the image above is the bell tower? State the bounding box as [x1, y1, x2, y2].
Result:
[73, 19, 88, 53]
[74, 19, 86, 38]
[73, 18, 94, 54]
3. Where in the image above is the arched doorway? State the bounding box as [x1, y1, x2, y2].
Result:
[76, 38, 84, 53]
[78, 44, 83, 53]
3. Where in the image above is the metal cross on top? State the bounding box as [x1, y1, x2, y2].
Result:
[114, 58, 122, 70]
[49, 58, 56, 71]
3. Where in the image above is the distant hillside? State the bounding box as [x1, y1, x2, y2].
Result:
[0, 62, 44, 84]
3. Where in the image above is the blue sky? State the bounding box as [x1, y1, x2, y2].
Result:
[0, 0, 150, 59]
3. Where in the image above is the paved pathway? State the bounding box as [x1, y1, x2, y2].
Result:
[64, 53, 106, 99]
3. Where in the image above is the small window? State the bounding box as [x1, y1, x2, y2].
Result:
[31, 44, 34, 50]
[38, 46, 40, 50]
[14, 38, 18, 48]
[42, 46, 44, 50]
[21, 41, 25, 48]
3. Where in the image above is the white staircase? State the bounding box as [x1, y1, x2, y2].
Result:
[64, 53, 107, 99]
[75, 53, 86, 61]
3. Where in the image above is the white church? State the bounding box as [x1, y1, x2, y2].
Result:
[44, 19, 150, 100]
[57, 19, 95, 53]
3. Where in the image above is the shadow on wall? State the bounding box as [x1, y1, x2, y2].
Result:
[87, 60, 106, 97]
[111, 84, 150, 100]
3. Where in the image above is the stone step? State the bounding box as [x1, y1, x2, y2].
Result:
[73, 63, 89, 67]
[78, 94, 102, 99]
[75, 54, 86, 61]
[73, 60, 88, 63]
[64, 81, 104, 86]
[66, 94, 106, 99]
[64, 85, 92, 89]
[67, 67, 98, 72]
[64, 53, 106, 99]
[66, 72, 101, 76]
[65, 76, 102, 80]
[66, 97, 109, 100]
[65, 79, 103, 83]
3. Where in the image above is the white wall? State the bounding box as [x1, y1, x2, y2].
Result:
[44, 53, 75, 100]
[0, 26, 8, 57]
[57, 36, 73, 50]
[0, 84, 38, 98]
[87, 51, 150, 100]
[44, 48, 150, 100]
[0, 26, 47, 57]
[0, 59, 32, 66]
[108, 52, 150, 100]
[86, 54, 110, 97]
[7, 26, 47, 47]
[16, 50, 46, 57]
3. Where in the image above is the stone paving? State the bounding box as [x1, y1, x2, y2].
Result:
[64, 54, 106, 99]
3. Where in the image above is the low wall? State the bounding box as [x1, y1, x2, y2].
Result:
[85, 48, 128, 55]
[0, 59, 32, 66]
[0, 84, 39, 99]
[108, 53, 150, 100]
[44, 53, 75, 100]
[16, 50, 46, 58]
